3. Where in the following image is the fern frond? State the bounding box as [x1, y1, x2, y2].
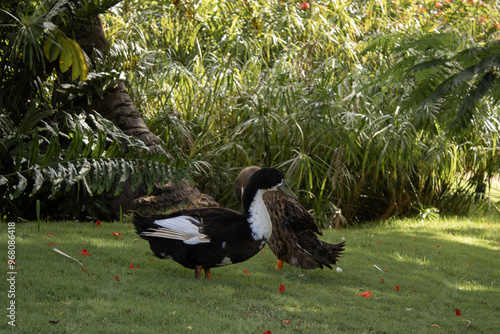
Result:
[451, 71, 497, 130]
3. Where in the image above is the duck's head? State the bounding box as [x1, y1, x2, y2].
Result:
[234, 166, 261, 203]
[239, 167, 297, 208]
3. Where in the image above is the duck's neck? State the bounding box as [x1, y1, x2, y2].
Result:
[243, 188, 273, 241]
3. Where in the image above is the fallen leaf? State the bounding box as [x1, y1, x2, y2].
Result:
[278, 284, 286, 293]
[431, 324, 440, 328]
[378, 278, 384, 284]
[355, 291, 372, 298]
[282, 319, 291, 324]
[112, 275, 120, 281]
[79, 248, 92, 256]
[150, 258, 155, 261]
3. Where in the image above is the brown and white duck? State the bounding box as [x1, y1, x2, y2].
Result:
[235, 166, 346, 270]
[133, 167, 296, 279]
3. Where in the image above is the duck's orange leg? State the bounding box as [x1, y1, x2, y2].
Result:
[275, 259, 284, 270]
[195, 265, 202, 279]
[204, 268, 212, 279]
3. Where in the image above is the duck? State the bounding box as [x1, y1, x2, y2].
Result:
[234, 166, 346, 270]
[133, 167, 297, 279]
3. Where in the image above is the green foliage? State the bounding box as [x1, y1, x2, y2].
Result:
[97, 0, 500, 225]
[2, 0, 499, 223]
[0, 1, 191, 221]
[0, 108, 191, 220]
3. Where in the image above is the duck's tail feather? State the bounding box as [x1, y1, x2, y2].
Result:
[320, 240, 346, 266]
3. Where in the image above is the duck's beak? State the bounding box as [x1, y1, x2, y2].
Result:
[277, 180, 298, 200]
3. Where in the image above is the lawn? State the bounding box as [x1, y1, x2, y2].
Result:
[1, 214, 499, 333]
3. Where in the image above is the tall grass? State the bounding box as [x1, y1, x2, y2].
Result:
[101, 0, 500, 225]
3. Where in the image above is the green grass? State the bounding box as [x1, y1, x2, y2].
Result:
[1, 216, 499, 333]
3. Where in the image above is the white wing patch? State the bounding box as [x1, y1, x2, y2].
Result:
[141, 215, 210, 245]
[155, 216, 202, 234]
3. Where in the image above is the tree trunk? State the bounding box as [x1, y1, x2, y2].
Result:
[73, 16, 218, 217]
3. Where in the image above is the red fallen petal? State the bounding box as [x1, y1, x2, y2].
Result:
[81, 268, 87, 271]
[49, 243, 57, 246]
[112, 232, 121, 236]
[410, 246, 413, 250]
[243, 270, 250, 274]
[282, 319, 291, 324]
[245, 314, 252, 317]
[112, 275, 120, 281]
[95, 220, 101, 227]
[436, 245, 440, 247]
[130, 264, 136, 269]
[455, 308, 461, 316]
[414, 238, 417, 241]
[264, 331, 272, 334]
[378, 278, 384, 284]
[127, 225, 132, 228]
[356, 291, 372, 298]
[46, 234, 53, 237]
[278, 284, 286, 293]
[150, 258, 155, 261]
[79, 248, 92, 256]
[395, 285, 400, 291]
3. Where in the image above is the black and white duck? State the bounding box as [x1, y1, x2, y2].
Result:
[133, 167, 297, 279]
[234, 166, 346, 270]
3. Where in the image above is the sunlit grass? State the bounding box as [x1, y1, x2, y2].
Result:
[1, 216, 499, 332]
